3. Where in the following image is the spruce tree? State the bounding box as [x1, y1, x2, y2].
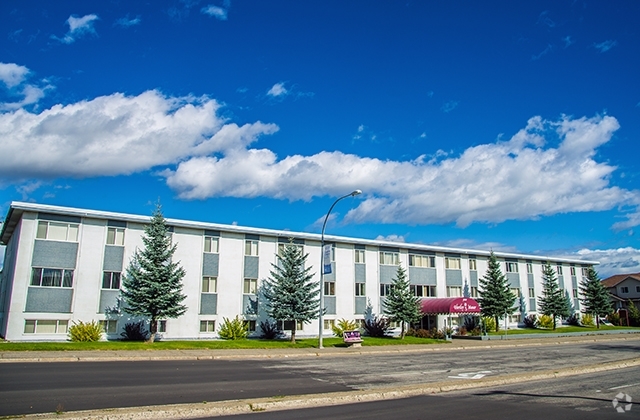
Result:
[121, 204, 187, 342]
[626, 299, 640, 327]
[537, 262, 572, 329]
[383, 265, 422, 339]
[477, 252, 516, 332]
[579, 267, 613, 328]
[263, 240, 318, 343]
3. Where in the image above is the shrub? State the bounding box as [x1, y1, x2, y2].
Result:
[332, 318, 359, 337]
[259, 319, 284, 339]
[462, 315, 480, 331]
[68, 320, 103, 342]
[363, 315, 391, 337]
[457, 326, 468, 336]
[219, 316, 248, 340]
[482, 317, 497, 333]
[120, 321, 149, 341]
[537, 314, 554, 329]
[581, 313, 595, 327]
[441, 327, 453, 337]
[566, 313, 580, 326]
[606, 312, 620, 326]
[628, 301, 640, 326]
[523, 314, 537, 329]
[468, 327, 482, 336]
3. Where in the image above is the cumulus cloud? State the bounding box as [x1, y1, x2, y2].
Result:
[267, 82, 288, 98]
[375, 234, 406, 243]
[202, 5, 228, 20]
[0, 63, 29, 88]
[0, 89, 278, 179]
[0, 62, 50, 110]
[164, 114, 640, 229]
[567, 248, 640, 278]
[593, 40, 617, 53]
[54, 14, 99, 44]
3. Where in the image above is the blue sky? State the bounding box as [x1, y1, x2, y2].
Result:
[1, 1, 639, 276]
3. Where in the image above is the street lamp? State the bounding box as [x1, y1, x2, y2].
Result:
[318, 190, 362, 349]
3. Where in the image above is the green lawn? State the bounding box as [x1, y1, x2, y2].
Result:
[0, 336, 446, 351]
[487, 325, 640, 335]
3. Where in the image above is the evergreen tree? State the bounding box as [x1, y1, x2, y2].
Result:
[263, 240, 318, 343]
[537, 262, 572, 329]
[121, 204, 187, 342]
[477, 252, 516, 332]
[383, 265, 422, 339]
[626, 299, 640, 327]
[579, 267, 613, 328]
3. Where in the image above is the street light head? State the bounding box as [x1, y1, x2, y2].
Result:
[351, 190, 362, 196]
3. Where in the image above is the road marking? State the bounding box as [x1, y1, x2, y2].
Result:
[448, 370, 492, 380]
[609, 382, 640, 390]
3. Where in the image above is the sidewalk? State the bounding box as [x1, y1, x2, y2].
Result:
[2, 332, 639, 363]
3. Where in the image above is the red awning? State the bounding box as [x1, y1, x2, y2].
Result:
[420, 297, 481, 315]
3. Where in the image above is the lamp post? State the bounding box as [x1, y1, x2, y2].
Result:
[318, 190, 362, 349]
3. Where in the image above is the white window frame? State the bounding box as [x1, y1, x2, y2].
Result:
[446, 286, 462, 297]
[409, 254, 435, 268]
[380, 284, 392, 296]
[158, 320, 167, 333]
[379, 251, 400, 265]
[445, 257, 461, 270]
[506, 262, 518, 273]
[570, 266, 576, 276]
[24, 319, 69, 334]
[106, 227, 125, 246]
[510, 288, 521, 298]
[355, 249, 365, 264]
[556, 265, 563, 276]
[200, 320, 216, 333]
[36, 221, 79, 242]
[245, 240, 259, 256]
[101, 320, 118, 334]
[470, 287, 478, 297]
[324, 281, 335, 296]
[355, 282, 366, 296]
[528, 287, 535, 297]
[204, 236, 219, 253]
[31, 268, 74, 288]
[526, 263, 533, 274]
[410, 284, 436, 297]
[469, 259, 477, 271]
[244, 278, 258, 295]
[102, 271, 121, 289]
[323, 319, 335, 330]
[244, 320, 257, 332]
[202, 276, 217, 293]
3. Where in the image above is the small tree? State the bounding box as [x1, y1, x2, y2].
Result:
[537, 262, 571, 330]
[383, 265, 422, 339]
[477, 252, 516, 332]
[579, 267, 613, 328]
[627, 300, 640, 327]
[121, 204, 187, 342]
[263, 240, 318, 343]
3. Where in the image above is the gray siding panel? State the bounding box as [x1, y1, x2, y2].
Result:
[243, 295, 258, 314]
[25, 287, 73, 313]
[409, 267, 437, 285]
[507, 273, 521, 287]
[324, 296, 336, 314]
[244, 256, 259, 278]
[470, 271, 478, 287]
[529, 298, 537, 312]
[558, 276, 565, 289]
[445, 270, 463, 286]
[355, 264, 366, 282]
[527, 274, 535, 288]
[571, 276, 578, 289]
[32, 240, 78, 269]
[355, 297, 366, 314]
[573, 299, 580, 310]
[98, 290, 120, 313]
[103, 246, 124, 271]
[200, 294, 218, 314]
[324, 263, 336, 282]
[379, 265, 397, 283]
[202, 253, 219, 276]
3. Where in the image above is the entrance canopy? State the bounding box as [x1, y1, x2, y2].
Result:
[420, 297, 480, 315]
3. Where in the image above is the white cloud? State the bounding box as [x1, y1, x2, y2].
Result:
[567, 248, 640, 278]
[441, 100, 458, 113]
[164, 114, 640, 229]
[562, 36, 575, 48]
[593, 40, 617, 53]
[0, 89, 278, 179]
[375, 234, 406, 243]
[115, 15, 141, 27]
[0, 63, 29, 88]
[0, 62, 50, 110]
[56, 14, 99, 44]
[202, 5, 228, 20]
[267, 82, 288, 97]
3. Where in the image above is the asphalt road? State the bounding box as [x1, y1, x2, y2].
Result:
[1, 338, 639, 417]
[208, 367, 640, 420]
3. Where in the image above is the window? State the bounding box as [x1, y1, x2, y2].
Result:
[621, 286, 629, 294]
[24, 319, 68, 334]
[445, 257, 461, 270]
[447, 286, 462, 297]
[204, 236, 219, 253]
[410, 285, 437, 297]
[281, 320, 303, 330]
[379, 251, 400, 265]
[380, 284, 392, 296]
[324, 281, 335, 296]
[509, 314, 521, 323]
[469, 259, 477, 271]
[101, 320, 118, 334]
[470, 287, 478, 298]
[409, 254, 435, 268]
[36, 221, 79, 242]
[245, 240, 258, 256]
[570, 266, 576, 276]
[636, 286, 640, 293]
[200, 320, 216, 332]
[244, 278, 257, 294]
[528, 288, 535, 297]
[244, 320, 257, 332]
[389, 320, 402, 328]
[506, 262, 518, 273]
[572, 289, 579, 298]
[510, 288, 521, 298]
[582, 267, 589, 276]
[526, 263, 533, 274]
[355, 282, 366, 296]
[158, 320, 167, 333]
[31, 268, 73, 288]
[106, 227, 125, 246]
[202, 276, 217, 293]
[355, 249, 365, 264]
[323, 319, 335, 330]
[102, 272, 121, 289]
[556, 265, 563, 276]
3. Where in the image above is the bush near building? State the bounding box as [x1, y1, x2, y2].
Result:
[68, 320, 103, 342]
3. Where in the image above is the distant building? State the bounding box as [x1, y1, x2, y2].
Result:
[0, 202, 597, 341]
[601, 273, 640, 312]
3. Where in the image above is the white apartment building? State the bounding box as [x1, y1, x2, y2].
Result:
[0, 202, 597, 341]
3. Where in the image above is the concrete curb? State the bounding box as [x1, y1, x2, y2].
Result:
[18, 356, 640, 420]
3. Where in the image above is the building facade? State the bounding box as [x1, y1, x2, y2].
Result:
[0, 202, 597, 341]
